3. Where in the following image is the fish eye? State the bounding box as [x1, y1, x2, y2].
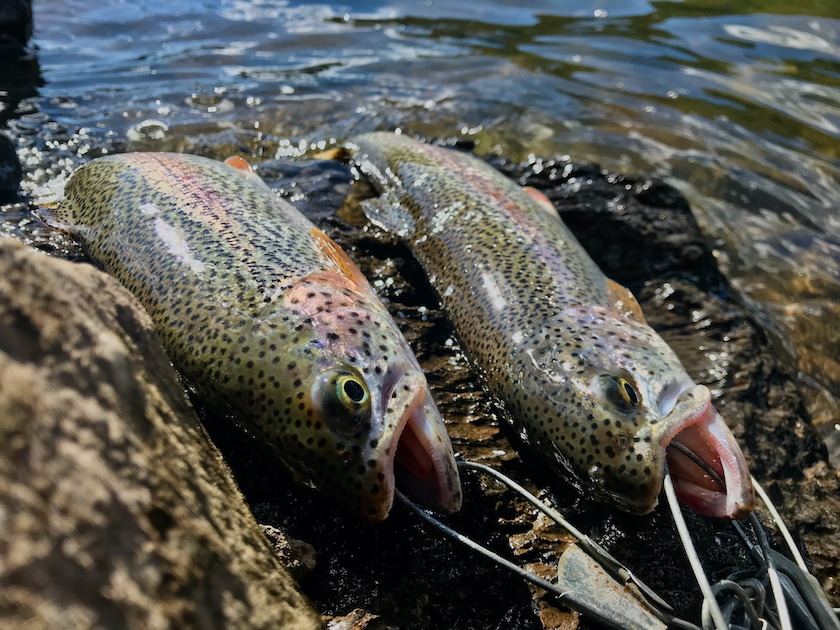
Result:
[312, 368, 372, 432]
[599, 375, 641, 411]
[620, 379, 639, 406]
[337, 374, 369, 407]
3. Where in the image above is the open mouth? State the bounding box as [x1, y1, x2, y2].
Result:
[393, 390, 462, 514]
[662, 386, 755, 519]
[373, 371, 462, 521]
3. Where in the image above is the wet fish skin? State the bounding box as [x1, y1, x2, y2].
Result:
[52, 152, 462, 522]
[349, 132, 754, 518]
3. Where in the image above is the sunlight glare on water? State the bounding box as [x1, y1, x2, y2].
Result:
[16, 0, 840, 460]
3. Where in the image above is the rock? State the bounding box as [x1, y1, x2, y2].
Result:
[0, 0, 32, 48]
[0, 132, 22, 203]
[325, 609, 383, 630]
[260, 525, 318, 583]
[0, 237, 322, 630]
[0, 0, 40, 129]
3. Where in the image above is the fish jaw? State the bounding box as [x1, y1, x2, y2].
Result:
[393, 388, 463, 515]
[657, 385, 755, 519]
[365, 371, 462, 521]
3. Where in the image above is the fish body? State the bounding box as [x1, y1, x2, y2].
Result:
[349, 132, 754, 518]
[53, 152, 461, 521]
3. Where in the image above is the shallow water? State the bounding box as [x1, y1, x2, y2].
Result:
[7, 0, 839, 462]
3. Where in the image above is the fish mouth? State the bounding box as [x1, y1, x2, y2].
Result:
[661, 385, 755, 519]
[370, 370, 462, 522]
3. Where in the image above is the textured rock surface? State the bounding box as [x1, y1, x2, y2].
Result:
[0, 237, 322, 630]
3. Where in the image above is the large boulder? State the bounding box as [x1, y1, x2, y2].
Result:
[0, 237, 322, 630]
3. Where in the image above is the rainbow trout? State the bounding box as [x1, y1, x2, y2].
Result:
[49, 152, 461, 522]
[349, 132, 754, 519]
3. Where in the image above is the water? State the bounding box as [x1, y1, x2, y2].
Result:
[12, 0, 838, 461]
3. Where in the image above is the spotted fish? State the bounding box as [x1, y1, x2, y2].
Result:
[348, 132, 754, 519]
[48, 152, 462, 522]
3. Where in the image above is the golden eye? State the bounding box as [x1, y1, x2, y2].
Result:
[600, 375, 641, 411]
[336, 374, 370, 409]
[618, 378, 639, 406]
[312, 368, 372, 434]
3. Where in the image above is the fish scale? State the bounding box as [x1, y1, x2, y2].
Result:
[50, 151, 461, 522]
[350, 132, 754, 518]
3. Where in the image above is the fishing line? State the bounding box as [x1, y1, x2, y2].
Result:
[399, 456, 838, 630]
[662, 463, 729, 630]
[456, 461, 673, 616]
[397, 462, 703, 630]
[750, 512, 793, 630]
[394, 489, 662, 630]
[668, 440, 725, 488]
[750, 476, 807, 572]
[667, 442, 840, 630]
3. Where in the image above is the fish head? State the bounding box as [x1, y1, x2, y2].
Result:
[518, 306, 754, 518]
[266, 299, 462, 522]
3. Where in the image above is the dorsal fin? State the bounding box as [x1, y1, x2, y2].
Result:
[309, 227, 371, 289]
[523, 186, 559, 219]
[224, 156, 253, 173]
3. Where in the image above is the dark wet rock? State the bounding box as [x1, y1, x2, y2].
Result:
[0, 0, 39, 129]
[772, 462, 840, 601]
[260, 525, 318, 583]
[0, 237, 322, 630]
[0, 0, 32, 49]
[0, 133, 22, 203]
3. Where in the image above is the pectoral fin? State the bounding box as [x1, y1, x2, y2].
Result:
[606, 278, 647, 323]
[35, 202, 77, 235]
[361, 194, 416, 238]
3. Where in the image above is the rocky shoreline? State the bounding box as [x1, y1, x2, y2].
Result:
[0, 146, 837, 629]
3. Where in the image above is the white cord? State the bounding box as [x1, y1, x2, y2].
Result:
[662, 468, 728, 630]
[751, 475, 808, 572]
